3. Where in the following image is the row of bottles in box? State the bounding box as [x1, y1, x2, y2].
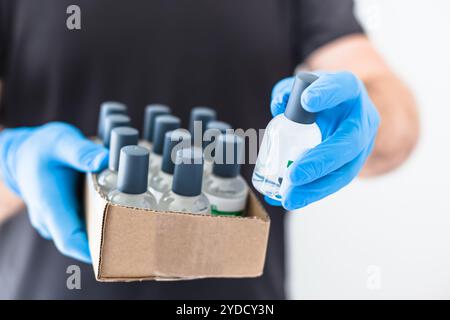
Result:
[95, 104, 248, 216]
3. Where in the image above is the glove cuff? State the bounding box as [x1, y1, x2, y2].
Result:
[0, 128, 34, 196]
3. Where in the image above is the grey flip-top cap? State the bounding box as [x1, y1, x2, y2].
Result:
[206, 120, 232, 133]
[117, 146, 149, 194]
[189, 107, 217, 134]
[161, 130, 192, 175]
[143, 104, 171, 142]
[172, 147, 204, 197]
[103, 114, 131, 147]
[284, 72, 319, 124]
[97, 102, 127, 139]
[213, 134, 244, 178]
[203, 120, 232, 150]
[109, 127, 139, 171]
[152, 115, 181, 155]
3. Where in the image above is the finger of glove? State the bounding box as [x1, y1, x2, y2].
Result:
[301, 71, 362, 113]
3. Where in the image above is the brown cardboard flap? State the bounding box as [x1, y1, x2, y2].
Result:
[84, 173, 270, 282]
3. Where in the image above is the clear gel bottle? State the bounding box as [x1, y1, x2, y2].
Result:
[98, 127, 139, 195]
[252, 72, 322, 201]
[141, 104, 171, 150]
[149, 115, 181, 176]
[159, 148, 210, 214]
[203, 120, 232, 176]
[96, 101, 127, 143]
[189, 107, 216, 148]
[108, 145, 157, 209]
[149, 129, 191, 201]
[103, 114, 131, 148]
[203, 134, 248, 216]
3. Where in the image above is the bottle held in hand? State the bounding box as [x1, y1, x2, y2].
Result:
[252, 73, 322, 201]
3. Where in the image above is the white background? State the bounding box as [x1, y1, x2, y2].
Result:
[287, 0, 450, 299]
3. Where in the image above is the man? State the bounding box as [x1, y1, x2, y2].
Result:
[0, 0, 419, 299]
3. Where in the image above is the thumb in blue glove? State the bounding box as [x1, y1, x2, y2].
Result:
[0, 122, 108, 263]
[267, 71, 380, 210]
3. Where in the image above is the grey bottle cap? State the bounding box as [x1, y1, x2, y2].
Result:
[143, 104, 171, 142]
[161, 130, 192, 175]
[284, 72, 319, 124]
[213, 134, 244, 178]
[172, 147, 203, 197]
[189, 107, 217, 134]
[103, 114, 131, 148]
[206, 120, 232, 133]
[152, 115, 181, 155]
[117, 146, 149, 194]
[203, 120, 232, 150]
[109, 127, 139, 172]
[97, 102, 127, 139]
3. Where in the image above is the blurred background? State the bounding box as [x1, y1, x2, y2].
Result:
[287, 0, 450, 299]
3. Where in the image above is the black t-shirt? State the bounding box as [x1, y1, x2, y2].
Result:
[0, 0, 362, 299]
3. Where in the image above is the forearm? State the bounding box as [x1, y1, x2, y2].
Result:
[305, 34, 420, 176]
[0, 181, 24, 223]
[360, 71, 419, 175]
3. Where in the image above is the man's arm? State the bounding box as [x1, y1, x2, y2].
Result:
[0, 81, 26, 223]
[304, 34, 420, 176]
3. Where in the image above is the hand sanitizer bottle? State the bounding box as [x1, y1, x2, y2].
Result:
[108, 146, 157, 209]
[98, 127, 138, 194]
[252, 72, 322, 201]
[97, 102, 127, 141]
[103, 114, 131, 148]
[141, 104, 171, 150]
[149, 115, 181, 176]
[149, 129, 191, 201]
[159, 148, 210, 214]
[189, 107, 216, 147]
[203, 120, 232, 176]
[203, 134, 248, 216]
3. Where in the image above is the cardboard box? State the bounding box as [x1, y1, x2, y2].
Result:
[84, 173, 271, 282]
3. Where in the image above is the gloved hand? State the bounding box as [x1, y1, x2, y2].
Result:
[0, 122, 108, 263]
[265, 71, 380, 210]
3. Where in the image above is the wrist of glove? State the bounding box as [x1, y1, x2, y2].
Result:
[0, 122, 109, 263]
[267, 71, 380, 211]
[0, 127, 35, 195]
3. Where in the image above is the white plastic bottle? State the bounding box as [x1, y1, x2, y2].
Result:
[98, 127, 139, 194]
[108, 146, 157, 209]
[96, 101, 127, 143]
[102, 114, 131, 148]
[141, 104, 171, 150]
[203, 134, 248, 216]
[149, 115, 181, 176]
[149, 129, 191, 201]
[252, 72, 322, 201]
[158, 147, 210, 214]
[203, 120, 232, 176]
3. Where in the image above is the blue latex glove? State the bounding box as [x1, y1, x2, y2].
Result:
[0, 122, 108, 263]
[266, 71, 380, 210]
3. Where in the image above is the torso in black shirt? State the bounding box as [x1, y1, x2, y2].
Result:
[0, 0, 362, 299]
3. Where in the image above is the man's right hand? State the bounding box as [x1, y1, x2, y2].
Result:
[0, 122, 108, 263]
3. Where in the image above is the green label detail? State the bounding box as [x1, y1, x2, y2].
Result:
[287, 160, 294, 168]
[211, 205, 243, 217]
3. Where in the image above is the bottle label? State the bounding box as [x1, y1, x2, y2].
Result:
[287, 160, 294, 168]
[207, 193, 247, 216]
